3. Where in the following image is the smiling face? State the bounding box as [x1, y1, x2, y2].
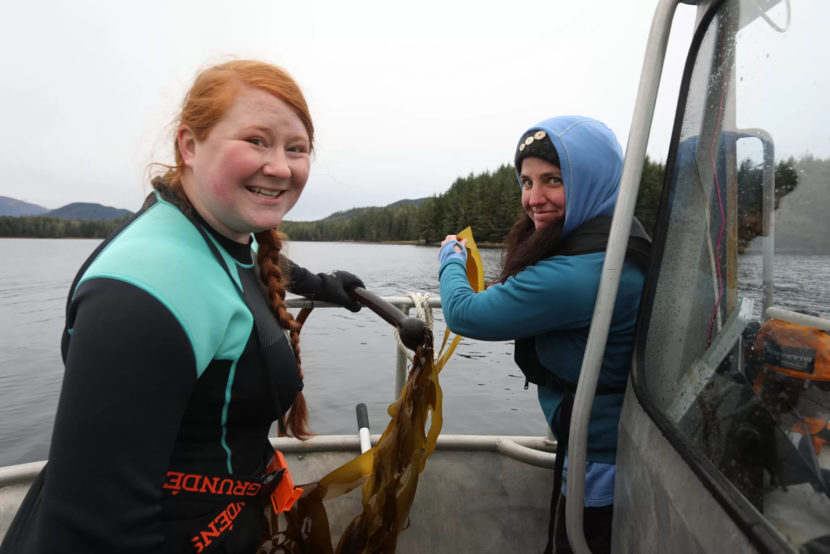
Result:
[178, 85, 311, 243]
[520, 156, 566, 230]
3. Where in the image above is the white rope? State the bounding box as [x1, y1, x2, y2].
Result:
[393, 292, 434, 361]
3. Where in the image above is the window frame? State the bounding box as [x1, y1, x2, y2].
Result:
[629, 0, 797, 552]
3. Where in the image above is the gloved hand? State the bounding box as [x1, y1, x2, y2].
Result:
[438, 240, 468, 265]
[317, 270, 365, 312]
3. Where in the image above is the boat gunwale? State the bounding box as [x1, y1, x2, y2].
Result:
[0, 434, 557, 489]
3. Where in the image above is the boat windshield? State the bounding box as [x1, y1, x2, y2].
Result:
[639, 0, 830, 549]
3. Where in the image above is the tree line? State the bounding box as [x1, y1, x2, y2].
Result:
[2, 154, 825, 249]
[283, 154, 826, 249]
[0, 216, 129, 238]
[282, 158, 667, 244]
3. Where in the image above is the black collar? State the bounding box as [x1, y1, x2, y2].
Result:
[146, 187, 254, 265]
[191, 210, 254, 266]
[557, 216, 651, 268]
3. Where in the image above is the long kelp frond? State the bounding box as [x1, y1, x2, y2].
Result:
[259, 228, 484, 553]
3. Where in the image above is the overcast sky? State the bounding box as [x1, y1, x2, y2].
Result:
[1, 1, 702, 221]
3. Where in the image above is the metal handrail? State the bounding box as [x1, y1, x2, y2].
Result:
[564, 1, 683, 552]
[286, 294, 442, 396]
[737, 128, 775, 319]
[270, 434, 557, 464]
[0, 461, 45, 486]
[0, 295, 557, 499]
[0, 436, 558, 493]
[283, 294, 558, 468]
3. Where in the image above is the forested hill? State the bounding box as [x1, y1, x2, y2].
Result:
[281, 160, 666, 244]
[770, 155, 830, 254]
[282, 154, 830, 253]
[2, 155, 826, 248]
[0, 201, 132, 238]
[46, 202, 132, 221]
[318, 198, 428, 223]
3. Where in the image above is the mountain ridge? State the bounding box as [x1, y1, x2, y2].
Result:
[291, 197, 429, 223]
[0, 196, 49, 217]
[44, 202, 132, 221]
[0, 197, 132, 220]
[1, 196, 429, 223]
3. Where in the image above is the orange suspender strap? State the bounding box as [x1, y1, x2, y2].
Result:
[162, 450, 301, 552]
[266, 450, 304, 514]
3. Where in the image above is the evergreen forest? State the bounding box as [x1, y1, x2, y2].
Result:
[282, 154, 828, 253]
[282, 157, 668, 244]
[0, 215, 129, 239]
[2, 155, 827, 253]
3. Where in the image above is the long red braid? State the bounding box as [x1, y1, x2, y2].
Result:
[254, 229, 310, 439]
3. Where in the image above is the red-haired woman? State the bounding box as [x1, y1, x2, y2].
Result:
[2, 60, 363, 553]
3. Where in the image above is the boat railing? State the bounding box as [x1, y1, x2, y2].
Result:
[738, 128, 776, 317]
[0, 438, 557, 502]
[0, 295, 558, 502]
[270, 434, 557, 469]
[564, 0, 683, 549]
[0, 461, 45, 487]
[284, 293, 558, 469]
[286, 294, 443, 399]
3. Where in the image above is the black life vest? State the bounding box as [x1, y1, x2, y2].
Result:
[513, 216, 651, 393]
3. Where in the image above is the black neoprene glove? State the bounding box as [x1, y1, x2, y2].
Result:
[286, 259, 365, 312]
[316, 270, 365, 312]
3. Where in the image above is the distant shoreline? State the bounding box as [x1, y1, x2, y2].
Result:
[4, 236, 829, 254]
[0, 235, 104, 240]
[303, 239, 505, 249]
[0, 236, 510, 250]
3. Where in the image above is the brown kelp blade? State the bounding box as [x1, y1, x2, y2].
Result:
[259, 330, 451, 553]
[259, 229, 484, 553]
[456, 226, 485, 293]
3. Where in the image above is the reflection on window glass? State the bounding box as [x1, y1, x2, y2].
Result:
[643, 0, 830, 549]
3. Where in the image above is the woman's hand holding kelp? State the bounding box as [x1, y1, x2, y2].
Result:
[438, 235, 468, 264]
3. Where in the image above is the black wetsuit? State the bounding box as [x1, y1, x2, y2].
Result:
[2, 192, 309, 553]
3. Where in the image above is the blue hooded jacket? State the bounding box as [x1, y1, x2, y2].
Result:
[515, 115, 624, 238]
[440, 116, 645, 476]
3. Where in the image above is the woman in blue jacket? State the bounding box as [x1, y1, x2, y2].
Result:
[438, 116, 650, 553]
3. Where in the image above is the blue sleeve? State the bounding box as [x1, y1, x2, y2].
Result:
[438, 253, 605, 340]
[437, 241, 467, 265]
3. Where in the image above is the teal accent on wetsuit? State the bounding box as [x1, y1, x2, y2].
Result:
[2, 191, 303, 553]
[77, 193, 253, 377]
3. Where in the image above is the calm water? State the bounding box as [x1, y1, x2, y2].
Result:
[738, 253, 830, 320]
[0, 239, 548, 467]
[3, 239, 828, 468]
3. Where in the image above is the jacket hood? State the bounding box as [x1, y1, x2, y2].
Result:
[515, 115, 624, 238]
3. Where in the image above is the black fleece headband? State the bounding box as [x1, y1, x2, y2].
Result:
[515, 129, 560, 173]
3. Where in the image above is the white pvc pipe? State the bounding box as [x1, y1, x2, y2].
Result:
[767, 306, 830, 331]
[495, 438, 557, 469]
[564, 1, 682, 552]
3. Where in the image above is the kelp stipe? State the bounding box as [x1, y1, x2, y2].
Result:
[258, 228, 483, 553]
[259, 329, 453, 553]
